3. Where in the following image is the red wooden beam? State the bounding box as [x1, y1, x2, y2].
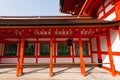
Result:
[87, 0, 98, 14]
[0, 27, 117, 38]
[82, 0, 92, 15]
[78, 0, 89, 16]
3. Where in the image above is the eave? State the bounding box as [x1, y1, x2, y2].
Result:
[0, 16, 119, 27]
[60, 0, 106, 17]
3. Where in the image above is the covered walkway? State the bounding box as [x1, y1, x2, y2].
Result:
[0, 64, 120, 80]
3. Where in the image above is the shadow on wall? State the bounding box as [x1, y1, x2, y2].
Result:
[110, 30, 120, 52]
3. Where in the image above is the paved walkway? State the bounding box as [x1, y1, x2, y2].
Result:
[0, 65, 120, 80]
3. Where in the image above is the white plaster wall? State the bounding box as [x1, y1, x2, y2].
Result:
[92, 53, 98, 63]
[74, 58, 91, 63]
[24, 58, 36, 63]
[110, 30, 120, 72]
[91, 38, 97, 51]
[102, 54, 110, 68]
[110, 30, 120, 52]
[56, 58, 72, 63]
[104, 11, 116, 21]
[100, 36, 108, 51]
[38, 58, 50, 63]
[105, 4, 114, 13]
[98, 11, 104, 19]
[1, 58, 17, 63]
[97, 0, 115, 20]
[113, 56, 120, 72]
[91, 38, 98, 63]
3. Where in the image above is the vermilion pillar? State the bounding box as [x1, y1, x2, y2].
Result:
[115, 0, 120, 20]
[50, 38, 53, 77]
[89, 38, 93, 63]
[54, 42, 56, 63]
[36, 38, 38, 63]
[72, 43, 75, 63]
[115, 0, 120, 39]
[79, 37, 85, 76]
[106, 31, 116, 76]
[118, 27, 120, 39]
[19, 38, 25, 76]
[96, 37, 102, 67]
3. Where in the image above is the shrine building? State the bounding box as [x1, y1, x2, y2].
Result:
[0, 0, 120, 77]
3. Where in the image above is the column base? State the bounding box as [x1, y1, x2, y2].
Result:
[98, 59, 102, 68]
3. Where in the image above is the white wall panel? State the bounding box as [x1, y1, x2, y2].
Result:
[38, 58, 50, 63]
[91, 38, 97, 51]
[113, 56, 120, 71]
[104, 11, 116, 21]
[100, 36, 108, 51]
[98, 11, 104, 19]
[1, 58, 17, 63]
[110, 30, 120, 52]
[102, 54, 110, 68]
[56, 58, 72, 63]
[24, 58, 36, 63]
[105, 4, 114, 13]
[74, 58, 91, 63]
[92, 53, 98, 63]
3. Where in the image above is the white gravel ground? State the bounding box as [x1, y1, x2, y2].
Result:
[0, 65, 120, 80]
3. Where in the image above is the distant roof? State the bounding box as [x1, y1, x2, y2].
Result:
[0, 16, 119, 27]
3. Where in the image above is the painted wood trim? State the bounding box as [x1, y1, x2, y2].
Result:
[103, 66, 120, 75]
[79, 37, 85, 76]
[96, 37, 102, 59]
[19, 38, 25, 75]
[106, 31, 116, 76]
[49, 38, 53, 77]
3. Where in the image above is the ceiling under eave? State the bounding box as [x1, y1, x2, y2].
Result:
[60, 0, 106, 17]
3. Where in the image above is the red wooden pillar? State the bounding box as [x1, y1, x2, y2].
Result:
[16, 43, 20, 77]
[89, 38, 93, 63]
[72, 43, 75, 63]
[36, 38, 38, 63]
[114, 0, 120, 39]
[54, 42, 56, 63]
[118, 26, 120, 39]
[18, 38, 25, 76]
[16, 60, 20, 77]
[106, 31, 116, 76]
[79, 37, 85, 76]
[115, 0, 120, 20]
[96, 37, 102, 67]
[50, 38, 53, 77]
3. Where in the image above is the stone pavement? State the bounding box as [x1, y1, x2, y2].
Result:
[0, 65, 120, 80]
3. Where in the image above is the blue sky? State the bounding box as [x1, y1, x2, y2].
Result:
[0, 0, 69, 16]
